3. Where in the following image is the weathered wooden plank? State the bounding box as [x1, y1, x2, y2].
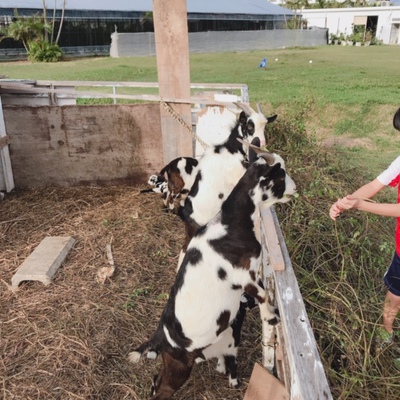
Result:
[0, 96, 14, 192]
[268, 207, 333, 400]
[261, 207, 285, 271]
[0, 134, 10, 149]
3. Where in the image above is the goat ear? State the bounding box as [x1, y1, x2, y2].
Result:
[267, 114, 278, 124]
[238, 111, 247, 125]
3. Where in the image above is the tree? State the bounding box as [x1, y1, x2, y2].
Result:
[0, 10, 62, 62]
[284, 0, 309, 29]
[0, 12, 51, 53]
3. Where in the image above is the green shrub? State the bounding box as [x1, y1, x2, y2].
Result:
[28, 40, 63, 62]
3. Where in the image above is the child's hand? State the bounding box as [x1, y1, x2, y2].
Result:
[337, 195, 360, 211]
[329, 199, 344, 220]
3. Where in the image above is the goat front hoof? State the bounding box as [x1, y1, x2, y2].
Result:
[216, 362, 226, 374]
[229, 377, 241, 389]
[264, 306, 280, 326]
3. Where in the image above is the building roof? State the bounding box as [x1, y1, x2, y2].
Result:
[0, 0, 292, 16]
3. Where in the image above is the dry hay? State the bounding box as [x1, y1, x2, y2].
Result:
[0, 186, 265, 400]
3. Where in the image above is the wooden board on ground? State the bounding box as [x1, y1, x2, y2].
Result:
[244, 363, 289, 400]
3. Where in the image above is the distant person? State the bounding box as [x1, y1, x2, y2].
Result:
[259, 57, 267, 70]
[329, 107, 400, 348]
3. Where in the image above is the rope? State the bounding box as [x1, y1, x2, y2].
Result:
[160, 100, 209, 150]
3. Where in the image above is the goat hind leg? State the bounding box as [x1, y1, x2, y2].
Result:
[150, 352, 193, 400]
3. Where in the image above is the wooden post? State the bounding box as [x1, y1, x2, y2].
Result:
[152, 0, 193, 164]
[0, 96, 14, 192]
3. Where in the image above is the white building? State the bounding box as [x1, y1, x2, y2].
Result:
[299, 6, 400, 44]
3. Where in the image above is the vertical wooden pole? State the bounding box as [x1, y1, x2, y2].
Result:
[152, 0, 193, 164]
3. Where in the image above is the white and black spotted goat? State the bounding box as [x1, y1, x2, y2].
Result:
[142, 157, 199, 212]
[179, 103, 277, 259]
[129, 151, 296, 400]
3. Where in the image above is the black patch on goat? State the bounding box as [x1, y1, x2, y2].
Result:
[211, 122, 246, 157]
[231, 303, 247, 347]
[218, 267, 227, 280]
[216, 310, 231, 336]
[231, 284, 242, 290]
[184, 158, 199, 175]
[186, 248, 202, 266]
[224, 355, 239, 387]
[187, 171, 201, 199]
[249, 137, 260, 164]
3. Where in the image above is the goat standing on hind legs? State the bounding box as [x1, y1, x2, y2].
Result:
[129, 151, 296, 400]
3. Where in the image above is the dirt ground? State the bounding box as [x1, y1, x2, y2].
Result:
[0, 186, 264, 400]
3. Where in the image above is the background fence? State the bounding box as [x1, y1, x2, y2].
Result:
[110, 29, 328, 57]
[0, 29, 328, 60]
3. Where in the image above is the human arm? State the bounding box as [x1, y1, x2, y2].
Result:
[329, 179, 386, 220]
[337, 178, 400, 217]
[338, 196, 400, 218]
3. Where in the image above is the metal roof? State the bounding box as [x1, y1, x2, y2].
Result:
[0, 0, 292, 16]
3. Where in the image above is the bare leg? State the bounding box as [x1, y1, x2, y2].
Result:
[383, 291, 400, 334]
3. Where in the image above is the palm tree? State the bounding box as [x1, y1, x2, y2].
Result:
[1, 13, 51, 53]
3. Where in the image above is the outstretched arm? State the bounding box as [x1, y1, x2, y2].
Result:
[339, 196, 400, 218]
[329, 179, 386, 220]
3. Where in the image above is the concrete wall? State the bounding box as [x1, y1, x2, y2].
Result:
[110, 29, 328, 57]
[3, 104, 165, 188]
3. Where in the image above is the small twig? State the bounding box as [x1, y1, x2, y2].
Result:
[96, 242, 116, 284]
[354, 197, 376, 203]
[106, 243, 115, 268]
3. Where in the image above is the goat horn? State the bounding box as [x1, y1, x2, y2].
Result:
[257, 103, 263, 114]
[234, 102, 254, 116]
[258, 152, 275, 166]
[237, 137, 268, 154]
[237, 138, 275, 165]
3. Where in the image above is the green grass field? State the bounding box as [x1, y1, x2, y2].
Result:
[1, 45, 399, 176]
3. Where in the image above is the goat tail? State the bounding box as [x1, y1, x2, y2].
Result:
[128, 340, 159, 364]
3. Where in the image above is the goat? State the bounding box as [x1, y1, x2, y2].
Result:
[141, 157, 199, 212]
[141, 174, 168, 195]
[129, 151, 296, 400]
[160, 157, 199, 211]
[179, 104, 277, 255]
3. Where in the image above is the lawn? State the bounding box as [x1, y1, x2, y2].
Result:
[1, 45, 399, 176]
